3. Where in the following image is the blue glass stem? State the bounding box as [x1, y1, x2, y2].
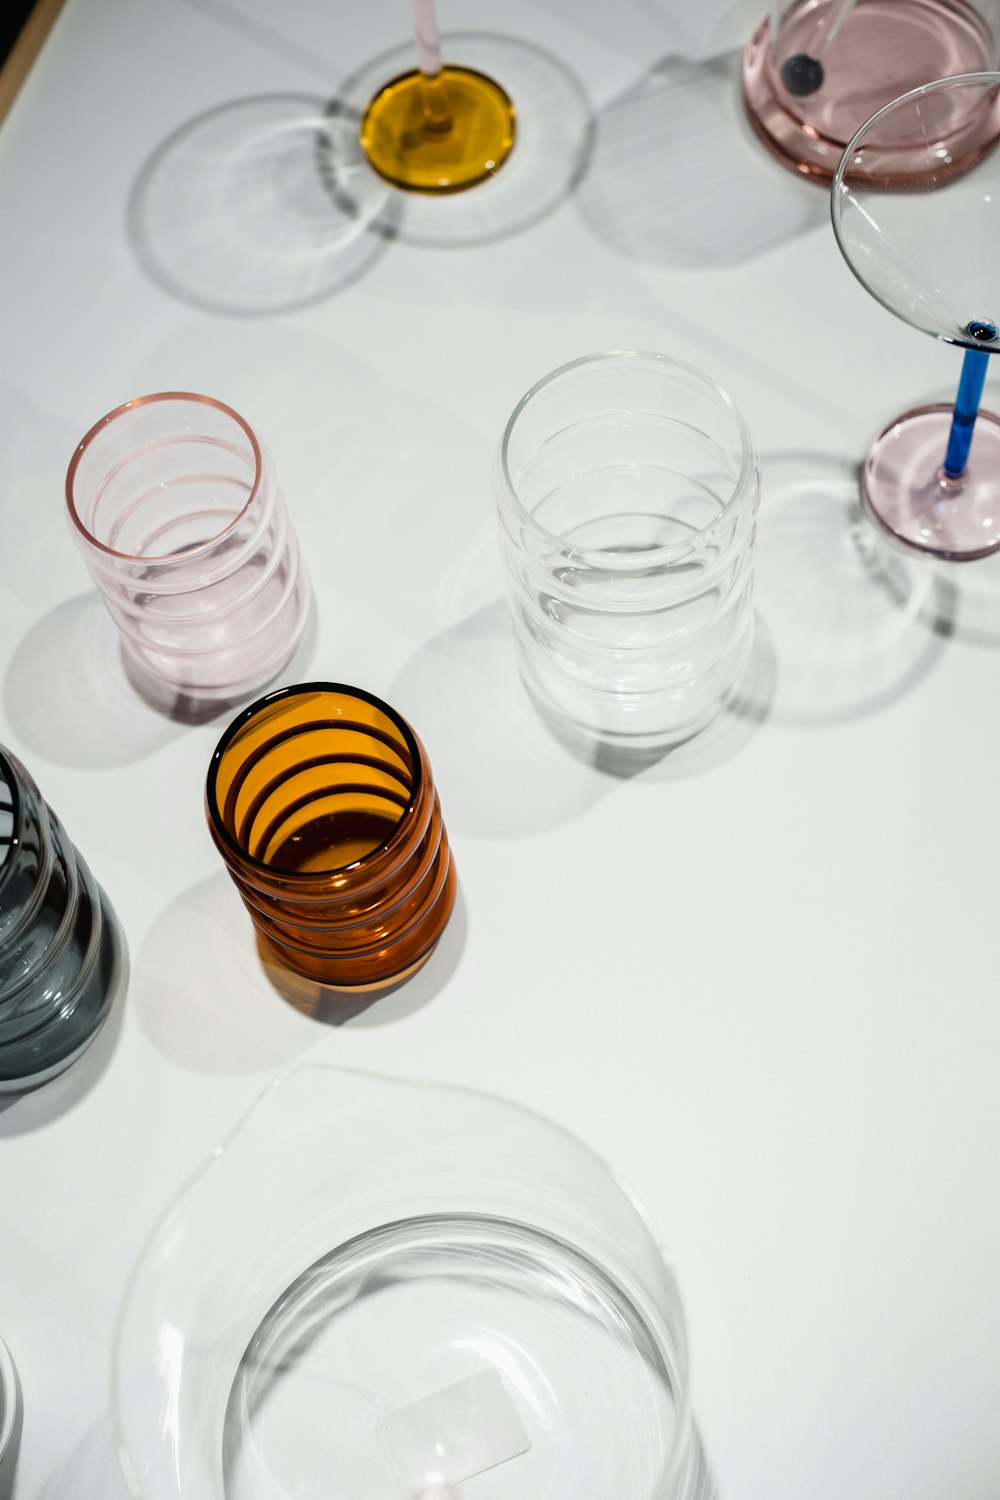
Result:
[943, 347, 991, 480]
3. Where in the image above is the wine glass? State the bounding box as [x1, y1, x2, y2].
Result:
[832, 71, 1000, 559]
[744, 0, 1000, 182]
[359, 0, 516, 193]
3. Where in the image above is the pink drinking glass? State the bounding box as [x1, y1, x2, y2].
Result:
[65, 393, 311, 703]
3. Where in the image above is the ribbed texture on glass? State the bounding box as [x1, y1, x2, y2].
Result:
[65, 392, 310, 701]
[0, 748, 120, 1087]
[206, 685, 456, 988]
[496, 352, 760, 750]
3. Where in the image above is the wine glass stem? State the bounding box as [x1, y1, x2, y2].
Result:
[409, 0, 453, 132]
[411, 0, 443, 76]
[943, 347, 991, 480]
[768, 0, 857, 58]
[815, 0, 858, 58]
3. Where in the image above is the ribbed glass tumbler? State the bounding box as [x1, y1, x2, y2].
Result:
[206, 684, 456, 989]
[496, 351, 760, 752]
[65, 392, 311, 704]
[0, 747, 122, 1090]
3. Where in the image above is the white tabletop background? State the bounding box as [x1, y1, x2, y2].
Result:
[2, 1, 999, 1497]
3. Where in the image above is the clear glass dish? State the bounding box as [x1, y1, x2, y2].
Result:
[113, 1067, 705, 1500]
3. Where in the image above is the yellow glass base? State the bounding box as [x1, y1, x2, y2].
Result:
[360, 65, 516, 194]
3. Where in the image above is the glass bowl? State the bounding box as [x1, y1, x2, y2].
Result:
[113, 1067, 703, 1500]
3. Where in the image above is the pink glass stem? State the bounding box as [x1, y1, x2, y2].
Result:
[411, 0, 443, 77]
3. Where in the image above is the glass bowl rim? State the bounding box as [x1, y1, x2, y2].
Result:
[65, 391, 264, 565]
[111, 1062, 693, 1500]
[205, 681, 424, 880]
[496, 350, 758, 567]
[0, 1334, 18, 1463]
[830, 71, 1000, 350]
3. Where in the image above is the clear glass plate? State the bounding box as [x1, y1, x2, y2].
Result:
[113, 1067, 705, 1500]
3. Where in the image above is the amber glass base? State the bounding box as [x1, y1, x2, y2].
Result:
[360, 65, 516, 193]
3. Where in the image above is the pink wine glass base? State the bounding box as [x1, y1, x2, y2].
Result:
[862, 404, 1000, 561]
[742, 0, 996, 182]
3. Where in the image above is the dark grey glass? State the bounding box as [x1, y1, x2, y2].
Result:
[0, 748, 123, 1090]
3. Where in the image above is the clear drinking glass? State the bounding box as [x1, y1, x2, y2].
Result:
[65, 393, 311, 704]
[0, 746, 122, 1090]
[832, 73, 1000, 559]
[743, 0, 1000, 182]
[496, 352, 759, 753]
[205, 684, 456, 989]
[113, 1066, 705, 1500]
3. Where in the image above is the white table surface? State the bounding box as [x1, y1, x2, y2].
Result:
[2, 1, 1000, 1497]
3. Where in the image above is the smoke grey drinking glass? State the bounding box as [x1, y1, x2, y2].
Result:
[0, 747, 123, 1090]
[496, 352, 760, 752]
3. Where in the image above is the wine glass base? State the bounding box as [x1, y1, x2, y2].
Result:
[862, 403, 1000, 561]
[360, 65, 516, 193]
[742, 0, 996, 182]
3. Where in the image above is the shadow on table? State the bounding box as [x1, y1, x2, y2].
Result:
[34, 1416, 133, 1500]
[576, 50, 826, 269]
[129, 38, 594, 315]
[3, 590, 317, 769]
[0, 935, 129, 1138]
[930, 548, 1000, 649]
[128, 93, 395, 318]
[133, 871, 456, 1074]
[740, 450, 951, 726]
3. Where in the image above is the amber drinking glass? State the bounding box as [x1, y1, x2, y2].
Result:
[205, 684, 456, 989]
[65, 393, 311, 705]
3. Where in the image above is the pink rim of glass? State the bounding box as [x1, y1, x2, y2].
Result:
[65, 390, 264, 564]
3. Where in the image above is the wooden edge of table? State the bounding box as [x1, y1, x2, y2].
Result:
[0, 0, 69, 129]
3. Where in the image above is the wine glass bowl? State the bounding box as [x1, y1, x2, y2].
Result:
[832, 72, 1000, 559]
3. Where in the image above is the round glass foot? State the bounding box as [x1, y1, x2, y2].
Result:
[360, 65, 516, 193]
[862, 403, 1000, 561]
[742, 0, 996, 182]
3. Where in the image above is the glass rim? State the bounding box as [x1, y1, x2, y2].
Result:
[831, 71, 1000, 351]
[65, 391, 264, 565]
[111, 1062, 693, 1500]
[496, 350, 757, 566]
[205, 681, 423, 880]
[0, 750, 20, 903]
[0, 1334, 18, 1463]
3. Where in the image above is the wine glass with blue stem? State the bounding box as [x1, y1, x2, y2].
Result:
[832, 71, 1000, 560]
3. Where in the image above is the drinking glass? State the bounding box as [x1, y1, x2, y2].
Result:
[0, 746, 122, 1090]
[832, 72, 1000, 559]
[205, 683, 456, 989]
[496, 352, 759, 753]
[65, 393, 311, 703]
[743, 0, 1000, 182]
[114, 1066, 707, 1500]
